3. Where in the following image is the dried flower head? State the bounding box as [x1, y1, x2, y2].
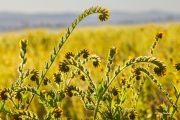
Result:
[128, 110, 138, 120]
[127, 84, 131, 88]
[88, 86, 94, 93]
[133, 68, 142, 80]
[65, 86, 73, 97]
[120, 78, 126, 86]
[93, 60, 100, 67]
[10, 114, 22, 120]
[93, 57, 101, 67]
[21, 103, 26, 110]
[99, 8, 110, 21]
[30, 70, 39, 82]
[135, 75, 142, 81]
[154, 66, 166, 76]
[0, 88, 8, 101]
[52, 107, 63, 118]
[80, 75, 86, 81]
[65, 52, 74, 59]
[59, 61, 70, 73]
[15, 91, 22, 100]
[65, 90, 73, 97]
[156, 32, 164, 39]
[111, 86, 120, 96]
[43, 77, 50, 86]
[102, 95, 108, 101]
[81, 49, 90, 59]
[133, 68, 141, 76]
[53, 73, 62, 84]
[174, 62, 180, 71]
[77, 70, 81, 75]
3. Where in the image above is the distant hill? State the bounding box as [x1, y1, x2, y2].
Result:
[0, 10, 180, 32]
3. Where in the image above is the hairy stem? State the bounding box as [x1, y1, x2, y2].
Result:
[26, 6, 110, 110]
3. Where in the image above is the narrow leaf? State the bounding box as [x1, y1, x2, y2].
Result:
[171, 83, 179, 98]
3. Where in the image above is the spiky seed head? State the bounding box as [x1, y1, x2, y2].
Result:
[98, 8, 110, 22]
[93, 60, 101, 67]
[59, 61, 70, 73]
[81, 49, 90, 59]
[174, 62, 180, 71]
[53, 73, 62, 84]
[80, 75, 86, 81]
[128, 110, 138, 120]
[156, 32, 164, 39]
[111, 86, 120, 96]
[43, 77, 50, 86]
[30, 70, 39, 82]
[0, 88, 8, 101]
[15, 91, 22, 100]
[154, 66, 166, 76]
[65, 52, 74, 59]
[52, 107, 63, 118]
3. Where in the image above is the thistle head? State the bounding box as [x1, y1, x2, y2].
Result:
[98, 8, 110, 22]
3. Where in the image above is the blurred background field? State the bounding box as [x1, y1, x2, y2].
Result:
[0, 24, 180, 119]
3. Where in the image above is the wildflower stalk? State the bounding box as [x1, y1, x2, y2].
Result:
[26, 6, 110, 109]
[170, 91, 180, 119]
[16, 40, 28, 85]
[93, 56, 166, 119]
[135, 67, 173, 104]
[0, 102, 5, 112]
[150, 32, 164, 56]
[94, 98, 101, 119]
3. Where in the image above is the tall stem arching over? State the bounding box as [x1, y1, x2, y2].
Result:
[26, 6, 110, 110]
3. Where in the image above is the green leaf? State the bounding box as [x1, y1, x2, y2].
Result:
[171, 83, 179, 98]
[121, 92, 127, 104]
[4, 106, 12, 114]
[22, 93, 28, 100]
[25, 69, 30, 76]
[53, 47, 56, 55]
[23, 58, 27, 64]
[20, 52, 24, 59]
[46, 62, 49, 69]
[38, 97, 44, 104]
[48, 99, 54, 107]
[97, 81, 103, 98]
[18, 66, 22, 73]
[0, 102, 4, 112]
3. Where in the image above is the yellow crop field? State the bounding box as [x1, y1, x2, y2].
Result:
[0, 23, 180, 119]
[0, 6, 180, 119]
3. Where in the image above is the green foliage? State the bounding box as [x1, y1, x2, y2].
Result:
[0, 6, 180, 120]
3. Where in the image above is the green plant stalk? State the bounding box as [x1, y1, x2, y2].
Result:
[94, 98, 101, 120]
[170, 93, 180, 119]
[94, 56, 167, 119]
[93, 65, 126, 119]
[150, 35, 159, 56]
[26, 6, 110, 110]
[9, 93, 18, 109]
[68, 61, 95, 89]
[0, 102, 5, 112]
[139, 68, 172, 104]
[135, 78, 146, 107]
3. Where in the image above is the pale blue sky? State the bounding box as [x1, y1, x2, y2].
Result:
[0, 0, 180, 14]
